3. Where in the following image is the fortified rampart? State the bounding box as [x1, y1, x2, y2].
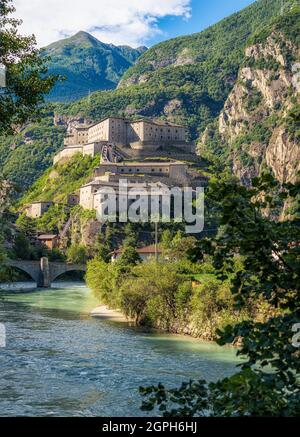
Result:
[53, 117, 194, 165]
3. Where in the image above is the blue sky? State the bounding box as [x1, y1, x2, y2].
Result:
[147, 0, 256, 46]
[15, 0, 257, 48]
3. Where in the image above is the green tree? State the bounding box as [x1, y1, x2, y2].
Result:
[15, 213, 36, 236]
[94, 233, 111, 262]
[120, 260, 187, 327]
[140, 174, 300, 416]
[122, 223, 139, 247]
[161, 230, 197, 261]
[116, 246, 141, 273]
[86, 258, 120, 306]
[0, 0, 57, 134]
[13, 232, 31, 260]
[0, 237, 8, 281]
[66, 243, 89, 264]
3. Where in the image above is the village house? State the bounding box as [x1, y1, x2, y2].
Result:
[37, 234, 59, 250]
[25, 201, 53, 218]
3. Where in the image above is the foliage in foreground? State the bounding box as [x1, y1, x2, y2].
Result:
[87, 230, 277, 340]
[139, 174, 300, 416]
[0, 0, 57, 135]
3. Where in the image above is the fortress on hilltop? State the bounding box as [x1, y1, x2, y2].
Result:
[26, 116, 207, 219]
[53, 116, 194, 164]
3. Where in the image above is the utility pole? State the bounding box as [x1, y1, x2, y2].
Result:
[154, 222, 158, 261]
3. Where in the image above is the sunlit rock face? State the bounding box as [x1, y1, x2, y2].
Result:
[218, 26, 300, 185]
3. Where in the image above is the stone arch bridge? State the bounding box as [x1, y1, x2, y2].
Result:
[6, 258, 86, 288]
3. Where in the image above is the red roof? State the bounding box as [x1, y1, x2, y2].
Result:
[115, 244, 162, 254]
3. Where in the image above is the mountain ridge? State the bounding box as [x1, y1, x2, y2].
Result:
[0, 0, 298, 192]
[42, 31, 147, 102]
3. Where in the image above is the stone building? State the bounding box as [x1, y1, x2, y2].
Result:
[79, 180, 105, 210]
[94, 161, 189, 184]
[53, 117, 194, 164]
[64, 125, 89, 146]
[87, 117, 127, 144]
[25, 201, 53, 218]
[79, 161, 190, 211]
[87, 117, 187, 147]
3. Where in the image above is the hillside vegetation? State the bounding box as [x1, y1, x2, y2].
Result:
[59, 0, 292, 138]
[43, 31, 147, 102]
[0, 110, 65, 190]
[200, 6, 300, 185]
[0, 0, 297, 192]
[18, 153, 99, 206]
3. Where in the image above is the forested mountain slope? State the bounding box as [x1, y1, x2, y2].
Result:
[61, 0, 292, 138]
[200, 7, 300, 185]
[43, 31, 147, 102]
[0, 0, 297, 191]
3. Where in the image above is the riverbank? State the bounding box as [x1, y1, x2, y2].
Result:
[90, 305, 134, 323]
[0, 282, 38, 292]
[89, 304, 219, 342]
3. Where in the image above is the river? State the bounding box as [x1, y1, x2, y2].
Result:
[0, 282, 240, 416]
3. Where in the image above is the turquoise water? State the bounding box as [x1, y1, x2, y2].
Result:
[0, 282, 240, 416]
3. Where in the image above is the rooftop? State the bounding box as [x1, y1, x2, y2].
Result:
[99, 161, 185, 167]
[132, 118, 186, 128]
[84, 116, 186, 130]
[30, 201, 53, 205]
[38, 234, 58, 240]
[114, 244, 162, 255]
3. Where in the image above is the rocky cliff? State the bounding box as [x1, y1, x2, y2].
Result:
[216, 8, 300, 185]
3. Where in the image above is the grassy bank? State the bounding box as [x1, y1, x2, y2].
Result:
[86, 237, 279, 342]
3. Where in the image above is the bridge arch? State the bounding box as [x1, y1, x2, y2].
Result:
[49, 263, 87, 284]
[4, 259, 87, 288]
[6, 260, 42, 285]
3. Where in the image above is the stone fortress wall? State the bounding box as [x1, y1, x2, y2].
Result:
[53, 117, 194, 165]
[27, 116, 207, 221]
[79, 161, 206, 211]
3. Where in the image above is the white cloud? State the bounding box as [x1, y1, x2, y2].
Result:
[13, 0, 191, 47]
